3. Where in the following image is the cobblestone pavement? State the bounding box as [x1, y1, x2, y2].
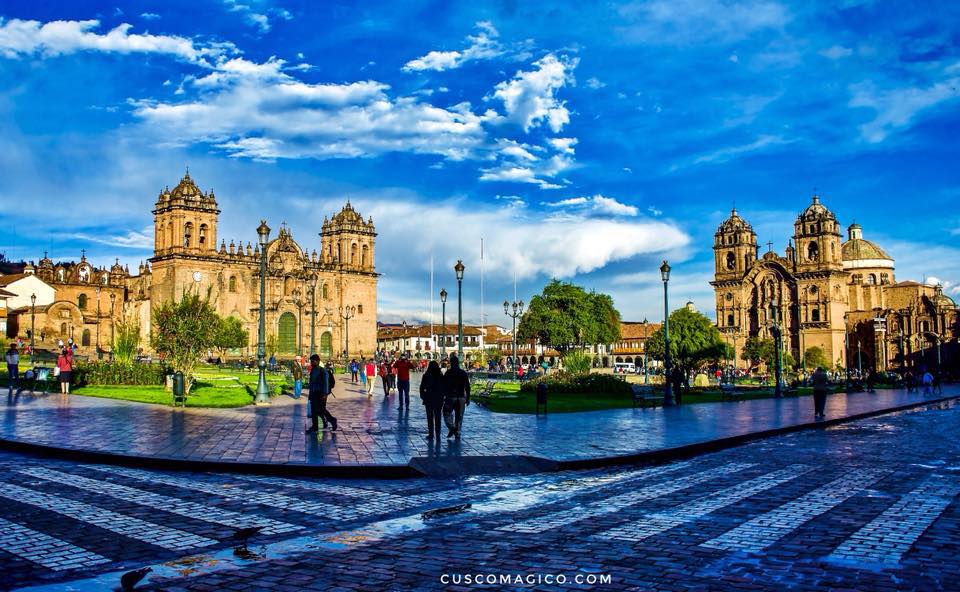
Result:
[1, 400, 959, 590]
[2, 376, 954, 468]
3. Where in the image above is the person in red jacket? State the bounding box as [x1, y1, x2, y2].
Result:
[378, 361, 391, 396]
[365, 359, 376, 396]
[392, 354, 414, 411]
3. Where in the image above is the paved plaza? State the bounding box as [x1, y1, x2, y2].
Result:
[1, 377, 955, 473]
[0, 398, 958, 590]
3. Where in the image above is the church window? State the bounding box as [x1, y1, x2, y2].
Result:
[322, 284, 329, 300]
[852, 274, 862, 284]
[199, 224, 208, 245]
[229, 276, 237, 292]
[101, 274, 109, 285]
[727, 313, 735, 326]
[809, 285, 817, 295]
[725, 252, 735, 270]
[362, 244, 369, 268]
[811, 308, 820, 322]
[60, 322, 67, 336]
[284, 276, 294, 296]
[183, 222, 193, 248]
[78, 294, 88, 310]
[81, 329, 91, 346]
[358, 304, 363, 314]
[880, 273, 889, 285]
[350, 243, 358, 266]
[807, 242, 819, 261]
[866, 274, 876, 285]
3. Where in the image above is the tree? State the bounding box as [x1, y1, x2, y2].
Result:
[803, 346, 830, 370]
[150, 290, 221, 393]
[740, 336, 796, 373]
[112, 313, 141, 366]
[645, 307, 727, 382]
[516, 280, 621, 353]
[214, 316, 249, 359]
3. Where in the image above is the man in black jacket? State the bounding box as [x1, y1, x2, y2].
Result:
[306, 354, 338, 433]
[443, 354, 471, 439]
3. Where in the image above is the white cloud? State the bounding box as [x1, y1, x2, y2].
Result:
[73, 229, 153, 249]
[820, 45, 853, 60]
[543, 194, 639, 217]
[364, 197, 689, 280]
[617, 0, 790, 44]
[403, 21, 506, 72]
[0, 18, 231, 65]
[222, 0, 286, 33]
[491, 54, 578, 132]
[547, 137, 577, 154]
[686, 134, 793, 167]
[585, 77, 606, 89]
[132, 57, 498, 161]
[140, 13, 161, 20]
[849, 74, 960, 143]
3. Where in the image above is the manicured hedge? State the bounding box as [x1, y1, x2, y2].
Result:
[520, 372, 632, 396]
[73, 361, 171, 386]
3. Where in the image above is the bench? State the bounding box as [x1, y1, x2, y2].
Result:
[631, 385, 660, 408]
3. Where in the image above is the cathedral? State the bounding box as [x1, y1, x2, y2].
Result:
[6, 171, 379, 358]
[712, 195, 958, 373]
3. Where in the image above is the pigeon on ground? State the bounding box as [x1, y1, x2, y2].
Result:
[230, 526, 264, 549]
[120, 566, 152, 591]
[421, 503, 472, 519]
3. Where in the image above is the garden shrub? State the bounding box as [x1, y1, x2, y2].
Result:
[520, 372, 632, 396]
[73, 361, 171, 386]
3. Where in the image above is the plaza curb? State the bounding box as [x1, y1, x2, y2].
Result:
[555, 393, 960, 472]
[0, 394, 955, 479]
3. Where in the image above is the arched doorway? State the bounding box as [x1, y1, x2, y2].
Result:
[81, 329, 91, 346]
[277, 312, 296, 355]
[320, 332, 333, 357]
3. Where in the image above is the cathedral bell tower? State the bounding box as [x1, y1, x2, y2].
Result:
[713, 208, 757, 282]
[152, 170, 221, 258]
[319, 201, 377, 272]
[792, 195, 842, 273]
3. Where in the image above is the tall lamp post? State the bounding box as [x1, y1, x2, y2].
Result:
[660, 260, 674, 407]
[309, 275, 318, 355]
[504, 299, 524, 375]
[856, 338, 862, 376]
[770, 297, 783, 398]
[30, 293, 36, 354]
[440, 288, 448, 358]
[455, 260, 465, 360]
[292, 289, 305, 355]
[731, 333, 738, 386]
[254, 220, 271, 404]
[898, 329, 905, 372]
[339, 305, 355, 360]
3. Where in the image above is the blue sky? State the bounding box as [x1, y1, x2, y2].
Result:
[1, 0, 959, 324]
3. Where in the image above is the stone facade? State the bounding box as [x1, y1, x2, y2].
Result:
[712, 195, 958, 372]
[7, 171, 379, 358]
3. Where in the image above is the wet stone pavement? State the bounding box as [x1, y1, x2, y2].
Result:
[0, 399, 958, 591]
[1, 376, 955, 469]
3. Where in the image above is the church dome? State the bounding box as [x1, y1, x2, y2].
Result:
[170, 171, 204, 200]
[932, 284, 957, 309]
[798, 194, 836, 221]
[842, 224, 893, 269]
[330, 201, 374, 229]
[716, 208, 753, 233]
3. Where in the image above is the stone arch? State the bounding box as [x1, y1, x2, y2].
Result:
[362, 244, 369, 268]
[199, 223, 208, 247]
[81, 329, 91, 346]
[183, 222, 193, 248]
[350, 242, 358, 266]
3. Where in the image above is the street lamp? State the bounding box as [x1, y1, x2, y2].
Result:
[109, 292, 116, 356]
[30, 293, 36, 354]
[339, 305, 356, 360]
[769, 296, 783, 398]
[292, 288, 304, 355]
[660, 260, 675, 407]
[440, 288, 448, 358]
[455, 260, 465, 360]
[309, 274, 318, 355]
[504, 299, 524, 375]
[899, 328, 905, 372]
[856, 338, 862, 376]
[254, 220, 271, 404]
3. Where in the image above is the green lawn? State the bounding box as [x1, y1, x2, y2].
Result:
[478, 381, 885, 414]
[73, 381, 256, 408]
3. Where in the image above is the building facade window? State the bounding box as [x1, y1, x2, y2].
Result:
[78, 294, 88, 310]
[229, 276, 237, 292]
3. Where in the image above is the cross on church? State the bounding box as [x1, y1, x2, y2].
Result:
[766, 241, 773, 252]
[80, 248, 86, 259]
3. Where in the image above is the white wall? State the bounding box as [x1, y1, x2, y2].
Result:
[2, 275, 56, 309]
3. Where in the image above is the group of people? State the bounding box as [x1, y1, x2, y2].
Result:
[5, 342, 74, 395]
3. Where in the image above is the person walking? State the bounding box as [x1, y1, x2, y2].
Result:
[268, 353, 276, 372]
[419, 360, 444, 440]
[442, 354, 471, 439]
[306, 354, 337, 433]
[5, 342, 20, 395]
[291, 355, 304, 399]
[812, 366, 829, 419]
[393, 354, 414, 411]
[922, 370, 934, 394]
[350, 359, 359, 383]
[365, 358, 376, 395]
[379, 360, 391, 396]
[56, 347, 73, 394]
[359, 356, 367, 389]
